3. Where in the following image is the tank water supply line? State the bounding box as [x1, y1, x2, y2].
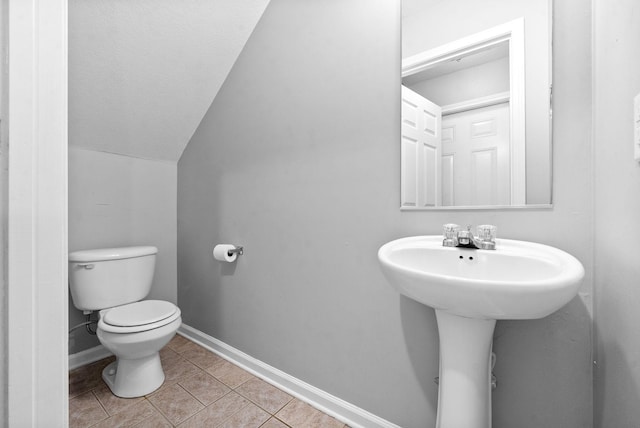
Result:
[68, 313, 97, 335]
[68, 321, 93, 333]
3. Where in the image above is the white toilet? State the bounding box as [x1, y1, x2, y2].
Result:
[68, 246, 181, 398]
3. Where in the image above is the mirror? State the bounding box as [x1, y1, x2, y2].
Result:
[401, 0, 552, 209]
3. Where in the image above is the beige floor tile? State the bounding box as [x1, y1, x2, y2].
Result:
[91, 400, 156, 428]
[167, 334, 192, 353]
[69, 391, 109, 428]
[172, 339, 204, 355]
[179, 370, 231, 406]
[144, 360, 197, 399]
[218, 402, 270, 428]
[148, 383, 205, 425]
[69, 356, 114, 398]
[144, 381, 174, 399]
[159, 346, 182, 363]
[181, 345, 225, 369]
[163, 357, 202, 385]
[206, 360, 256, 389]
[157, 351, 184, 375]
[178, 391, 249, 428]
[261, 418, 291, 428]
[236, 377, 293, 414]
[69, 337, 343, 428]
[93, 384, 144, 416]
[276, 399, 344, 428]
[132, 409, 173, 428]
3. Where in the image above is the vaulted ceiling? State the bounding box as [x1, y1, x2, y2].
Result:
[69, 0, 270, 162]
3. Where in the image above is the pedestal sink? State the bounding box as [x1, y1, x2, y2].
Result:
[378, 236, 584, 428]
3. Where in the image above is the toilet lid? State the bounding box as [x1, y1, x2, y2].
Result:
[103, 300, 177, 327]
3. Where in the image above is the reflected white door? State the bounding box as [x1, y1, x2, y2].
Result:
[401, 85, 442, 208]
[441, 103, 510, 206]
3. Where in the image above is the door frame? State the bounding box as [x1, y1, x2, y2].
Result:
[402, 18, 526, 206]
[6, 0, 68, 426]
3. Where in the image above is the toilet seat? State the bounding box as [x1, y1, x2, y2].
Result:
[98, 300, 181, 334]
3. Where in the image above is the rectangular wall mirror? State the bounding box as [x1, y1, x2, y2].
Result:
[401, 0, 552, 210]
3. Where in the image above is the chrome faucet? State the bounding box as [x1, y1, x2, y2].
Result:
[442, 224, 497, 250]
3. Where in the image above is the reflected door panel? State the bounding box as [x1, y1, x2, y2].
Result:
[441, 103, 510, 206]
[401, 85, 442, 208]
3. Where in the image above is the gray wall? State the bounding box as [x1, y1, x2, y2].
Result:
[593, 0, 640, 425]
[177, 0, 592, 427]
[68, 147, 177, 354]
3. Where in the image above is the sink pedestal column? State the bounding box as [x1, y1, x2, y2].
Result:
[435, 310, 496, 428]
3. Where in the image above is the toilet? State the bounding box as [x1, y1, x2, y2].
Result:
[68, 246, 181, 398]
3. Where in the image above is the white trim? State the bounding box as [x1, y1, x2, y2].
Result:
[507, 19, 527, 206]
[400, 203, 552, 211]
[69, 345, 113, 371]
[7, 0, 68, 426]
[402, 19, 521, 78]
[402, 18, 527, 207]
[442, 91, 510, 116]
[178, 324, 403, 428]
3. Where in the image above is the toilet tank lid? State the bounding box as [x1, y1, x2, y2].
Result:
[69, 246, 158, 262]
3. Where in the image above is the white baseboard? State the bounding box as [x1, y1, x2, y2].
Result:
[178, 324, 402, 428]
[68, 345, 113, 371]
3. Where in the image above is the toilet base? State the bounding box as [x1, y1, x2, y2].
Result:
[102, 353, 165, 398]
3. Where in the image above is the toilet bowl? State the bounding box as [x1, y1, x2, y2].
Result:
[68, 246, 182, 398]
[97, 300, 181, 397]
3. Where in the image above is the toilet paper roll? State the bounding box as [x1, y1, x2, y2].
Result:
[213, 244, 237, 263]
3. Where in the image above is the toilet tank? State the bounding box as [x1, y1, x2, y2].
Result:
[69, 246, 158, 311]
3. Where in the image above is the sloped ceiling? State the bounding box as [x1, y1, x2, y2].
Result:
[69, 0, 270, 162]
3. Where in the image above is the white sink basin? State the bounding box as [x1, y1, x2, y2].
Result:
[378, 235, 584, 428]
[378, 235, 584, 319]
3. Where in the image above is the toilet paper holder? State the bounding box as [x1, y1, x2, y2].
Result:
[227, 246, 244, 256]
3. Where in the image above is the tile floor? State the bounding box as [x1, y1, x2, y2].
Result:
[69, 335, 348, 428]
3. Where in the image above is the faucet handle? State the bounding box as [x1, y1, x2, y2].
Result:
[442, 224, 459, 247]
[476, 225, 497, 242]
[443, 223, 460, 239]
